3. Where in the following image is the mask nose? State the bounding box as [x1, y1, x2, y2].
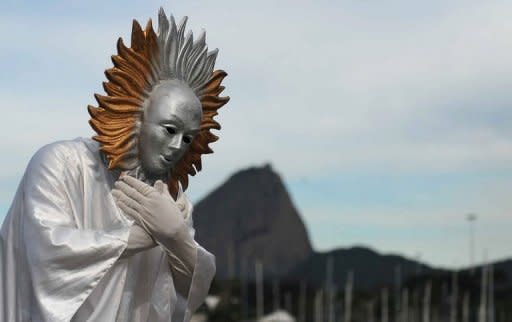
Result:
[168, 133, 184, 150]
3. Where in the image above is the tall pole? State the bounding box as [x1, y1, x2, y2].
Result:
[401, 288, 409, 322]
[241, 257, 248, 320]
[423, 280, 431, 322]
[488, 264, 494, 322]
[462, 292, 470, 322]
[412, 288, 420, 322]
[395, 265, 402, 321]
[298, 281, 307, 322]
[414, 254, 421, 322]
[467, 213, 477, 271]
[272, 277, 280, 312]
[479, 264, 488, 322]
[326, 256, 334, 322]
[344, 270, 354, 322]
[256, 260, 264, 319]
[314, 289, 324, 322]
[284, 292, 292, 316]
[450, 271, 458, 322]
[381, 288, 389, 322]
[367, 300, 375, 322]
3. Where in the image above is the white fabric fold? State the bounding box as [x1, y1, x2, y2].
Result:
[0, 138, 216, 322]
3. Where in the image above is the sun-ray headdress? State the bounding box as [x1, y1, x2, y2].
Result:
[88, 8, 229, 199]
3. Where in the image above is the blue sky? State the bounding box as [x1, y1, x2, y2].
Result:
[1, 0, 512, 268]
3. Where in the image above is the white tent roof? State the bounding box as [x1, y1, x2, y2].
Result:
[258, 310, 296, 322]
[204, 295, 221, 310]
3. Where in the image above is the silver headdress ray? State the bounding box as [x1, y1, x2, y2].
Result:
[156, 9, 219, 94]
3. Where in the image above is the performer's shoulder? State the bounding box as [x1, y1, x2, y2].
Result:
[30, 137, 97, 167]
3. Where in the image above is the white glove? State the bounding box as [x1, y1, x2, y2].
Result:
[112, 176, 187, 242]
[121, 224, 157, 258]
[112, 175, 198, 290]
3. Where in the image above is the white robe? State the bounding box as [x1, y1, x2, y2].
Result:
[0, 138, 216, 322]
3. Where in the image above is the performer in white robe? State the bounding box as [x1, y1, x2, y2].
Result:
[0, 8, 229, 322]
[0, 138, 214, 321]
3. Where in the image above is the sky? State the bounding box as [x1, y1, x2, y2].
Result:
[1, 0, 512, 269]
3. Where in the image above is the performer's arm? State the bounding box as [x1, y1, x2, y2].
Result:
[19, 143, 132, 322]
[164, 226, 198, 296]
[118, 206, 196, 295]
[120, 224, 157, 258]
[112, 176, 216, 303]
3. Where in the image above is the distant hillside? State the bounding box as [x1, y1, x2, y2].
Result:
[287, 246, 446, 291]
[193, 164, 313, 279]
[488, 258, 512, 289]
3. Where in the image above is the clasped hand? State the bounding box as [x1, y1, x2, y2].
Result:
[112, 175, 188, 247]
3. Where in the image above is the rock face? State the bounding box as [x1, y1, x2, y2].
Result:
[193, 164, 313, 280]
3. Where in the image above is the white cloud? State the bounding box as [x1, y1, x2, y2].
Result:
[3, 0, 512, 179]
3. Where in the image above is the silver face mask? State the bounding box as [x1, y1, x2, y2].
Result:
[138, 80, 202, 181]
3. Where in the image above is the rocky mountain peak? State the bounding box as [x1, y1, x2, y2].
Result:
[193, 164, 313, 279]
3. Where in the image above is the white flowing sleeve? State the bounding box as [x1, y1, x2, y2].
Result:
[182, 244, 216, 321]
[168, 192, 216, 322]
[21, 144, 131, 322]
